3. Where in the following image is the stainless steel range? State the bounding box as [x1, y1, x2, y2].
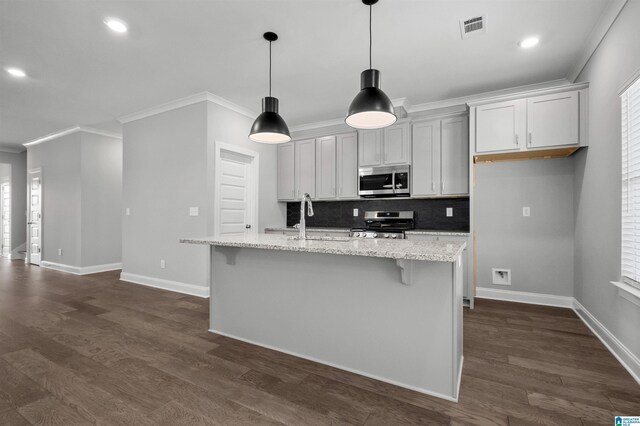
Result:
[350, 211, 414, 239]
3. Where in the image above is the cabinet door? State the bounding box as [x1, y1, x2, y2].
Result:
[383, 122, 411, 165]
[295, 139, 316, 199]
[476, 100, 524, 153]
[441, 116, 469, 195]
[527, 91, 579, 149]
[315, 136, 336, 199]
[277, 142, 295, 200]
[336, 132, 358, 199]
[411, 120, 440, 197]
[358, 129, 382, 166]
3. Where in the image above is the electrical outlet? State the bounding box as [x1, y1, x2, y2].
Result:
[446, 207, 453, 217]
[125, 208, 130, 216]
[523, 207, 530, 217]
[189, 207, 199, 217]
[492, 268, 511, 285]
[58, 249, 62, 256]
[160, 259, 166, 269]
[353, 208, 358, 217]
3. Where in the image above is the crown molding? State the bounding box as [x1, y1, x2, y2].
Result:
[0, 145, 26, 154]
[465, 80, 589, 107]
[23, 126, 122, 148]
[289, 118, 346, 133]
[567, 0, 628, 82]
[118, 91, 258, 124]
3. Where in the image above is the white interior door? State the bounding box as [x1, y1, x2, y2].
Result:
[1, 182, 10, 257]
[215, 144, 258, 237]
[28, 170, 42, 265]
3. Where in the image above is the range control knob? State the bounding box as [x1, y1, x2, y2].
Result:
[372, 233, 378, 238]
[391, 234, 398, 239]
[383, 234, 390, 238]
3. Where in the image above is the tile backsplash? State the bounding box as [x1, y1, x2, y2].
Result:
[286, 198, 469, 231]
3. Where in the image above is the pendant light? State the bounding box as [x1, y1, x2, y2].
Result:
[346, 0, 396, 130]
[249, 32, 291, 143]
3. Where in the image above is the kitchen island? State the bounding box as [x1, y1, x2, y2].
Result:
[181, 234, 465, 401]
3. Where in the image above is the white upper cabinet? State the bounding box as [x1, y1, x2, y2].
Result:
[358, 129, 381, 166]
[475, 100, 525, 153]
[336, 132, 358, 199]
[412, 120, 441, 197]
[441, 116, 469, 196]
[383, 122, 411, 165]
[295, 139, 316, 199]
[472, 88, 586, 156]
[358, 121, 411, 167]
[412, 115, 469, 198]
[315, 136, 337, 199]
[527, 91, 579, 149]
[277, 142, 295, 201]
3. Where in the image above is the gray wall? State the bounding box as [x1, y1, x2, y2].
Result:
[122, 102, 210, 288]
[573, 0, 640, 357]
[27, 134, 83, 266]
[81, 133, 123, 266]
[27, 132, 122, 268]
[475, 158, 574, 296]
[0, 152, 27, 257]
[121, 100, 285, 293]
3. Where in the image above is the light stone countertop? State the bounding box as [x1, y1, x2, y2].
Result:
[180, 234, 466, 262]
[265, 227, 469, 236]
[264, 227, 351, 233]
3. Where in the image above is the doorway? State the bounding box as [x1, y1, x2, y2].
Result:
[214, 142, 259, 237]
[27, 169, 42, 266]
[0, 181, 10, 257]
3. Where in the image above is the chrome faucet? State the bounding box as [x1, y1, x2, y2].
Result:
[299, 193, 314, 240]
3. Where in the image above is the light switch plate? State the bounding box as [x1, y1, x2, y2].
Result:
[353, 208, 358, 217]
[446, 207, 453, 217]
[189, 207, 199, 217]
[160, 259, 166, 269]
[523, 207, 530, 217]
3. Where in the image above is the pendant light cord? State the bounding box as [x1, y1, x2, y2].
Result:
[269, 40, 272, 97]
[369, 3, 372, 69]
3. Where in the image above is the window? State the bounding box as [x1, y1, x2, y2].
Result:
[621, 76, 640, 290]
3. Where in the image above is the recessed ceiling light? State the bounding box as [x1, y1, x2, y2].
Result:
[5, 67, 26, 78]
[519, 37, 539, 48]
[104, 17, 128, 33]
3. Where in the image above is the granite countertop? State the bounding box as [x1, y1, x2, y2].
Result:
[180, 234, 466, 262]
[264, 227, 351, 233]
[265, 227, 468, 236]
[405, 230, 469, 236]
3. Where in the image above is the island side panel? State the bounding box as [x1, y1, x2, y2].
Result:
[209, 246, 460, 400]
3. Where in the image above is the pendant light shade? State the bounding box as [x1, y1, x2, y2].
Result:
[346, 0, 396, 130]
[346, 69, 396, 129]
[249, 32, 291, 144]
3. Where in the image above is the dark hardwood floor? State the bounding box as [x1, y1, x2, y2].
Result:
[0, 258, 638, 425]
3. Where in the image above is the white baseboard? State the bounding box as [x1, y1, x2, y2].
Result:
[209, 328, 460, 402]
[41, 261, 122, 275]
[476, 287, 575, 308]
[119, 272, 209, 298]
[475, 286, 640, 384]
[573, 299, 640, 384]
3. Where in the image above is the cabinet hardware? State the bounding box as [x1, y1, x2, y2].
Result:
[442, 181, 445, 192]
[528, 132, 532, 145]
[432, 182, 435, 192]
[514, 134, 519, 145]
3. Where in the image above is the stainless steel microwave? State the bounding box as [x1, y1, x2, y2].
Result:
[358, 165, 410, 197]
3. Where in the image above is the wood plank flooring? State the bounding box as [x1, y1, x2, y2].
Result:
[0, 258, 638, 425]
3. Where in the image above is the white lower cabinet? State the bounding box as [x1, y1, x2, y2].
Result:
[412, 115, 469, 197]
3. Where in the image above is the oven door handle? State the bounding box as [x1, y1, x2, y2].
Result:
[391, 172, 396, 194]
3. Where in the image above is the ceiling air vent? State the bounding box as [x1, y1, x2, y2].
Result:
[460, 15, 487, 39]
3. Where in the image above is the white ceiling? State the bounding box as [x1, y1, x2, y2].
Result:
[0, 0, 613, 148]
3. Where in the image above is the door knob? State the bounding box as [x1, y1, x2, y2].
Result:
[245, 224, 252, 229]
